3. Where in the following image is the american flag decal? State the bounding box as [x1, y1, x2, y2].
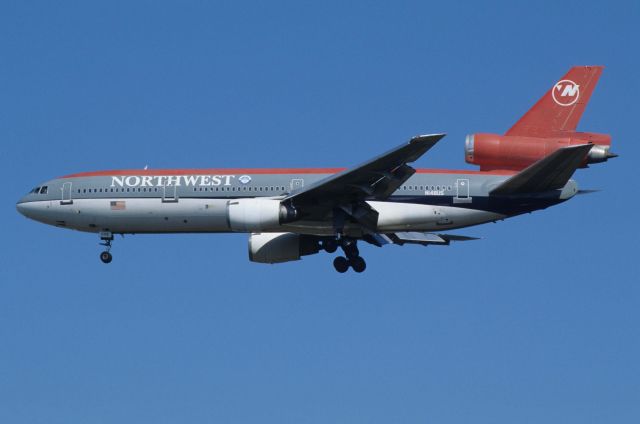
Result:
[110, 201, 126, 210]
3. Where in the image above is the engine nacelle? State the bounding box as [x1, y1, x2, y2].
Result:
[227, 198, 296, 232]
[465, 132, 614, 171]
[248, 232, 321, 264]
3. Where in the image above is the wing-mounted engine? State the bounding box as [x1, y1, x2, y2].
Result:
[249, 232, 321, 264]
[227, 198, 297, 232]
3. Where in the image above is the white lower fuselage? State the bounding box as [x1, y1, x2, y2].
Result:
[18, 197, 505, 236]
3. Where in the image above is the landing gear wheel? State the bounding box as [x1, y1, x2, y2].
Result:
[350, 256, 366, 273]
[322, 239, 338, 253]
[333, 256, 349, 273]
[100, 251, 113, 264]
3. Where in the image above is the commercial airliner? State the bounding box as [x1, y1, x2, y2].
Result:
[17, 66, 615, 272]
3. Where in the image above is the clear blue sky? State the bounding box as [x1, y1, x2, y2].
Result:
[1, 1, 638, 423]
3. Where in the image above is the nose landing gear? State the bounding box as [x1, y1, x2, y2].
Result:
[99, 231, 114, 264]
[100, 250, 113, 264]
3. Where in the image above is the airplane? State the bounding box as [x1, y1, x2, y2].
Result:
[16, 66, 615, 273]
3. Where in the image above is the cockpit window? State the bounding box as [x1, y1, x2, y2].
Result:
[31, 187, 40, 193]
[39, 186, 48, 194]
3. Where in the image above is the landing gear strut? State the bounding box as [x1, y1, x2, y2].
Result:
[331, 238, 367, 273]
[99, 231, 114, 264]
[321, 239, 338, 253]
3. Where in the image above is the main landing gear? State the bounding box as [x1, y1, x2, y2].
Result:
[99, 231, 113, 264]
[325, 237, 367, 273]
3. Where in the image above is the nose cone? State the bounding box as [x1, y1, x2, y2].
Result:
[16, 201, 26, 216]
[16, 199, 49, 223]
[16, 194, 32, 216]
[16, 200, 35, 219]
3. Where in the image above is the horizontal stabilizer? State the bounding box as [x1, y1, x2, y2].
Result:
[490, 144, 592, 196]
[576, 189, 600, 195]
[387, 232, 479, 246]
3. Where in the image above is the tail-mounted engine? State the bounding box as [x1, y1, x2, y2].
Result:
[465, 66, 616, 171]
[465, 132, 615, 171]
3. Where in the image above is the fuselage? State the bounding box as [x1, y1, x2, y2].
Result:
[16, 167, 577, 236]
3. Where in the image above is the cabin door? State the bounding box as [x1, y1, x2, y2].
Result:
[61, 182, 73, 205]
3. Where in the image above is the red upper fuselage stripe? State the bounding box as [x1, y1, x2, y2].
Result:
[61, 168, 516, 178]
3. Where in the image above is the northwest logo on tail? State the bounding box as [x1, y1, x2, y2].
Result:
[552, 79, 580, 106]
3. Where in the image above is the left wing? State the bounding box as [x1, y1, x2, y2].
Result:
[365, 232, 479, 247]
[282, 134, 445, 223]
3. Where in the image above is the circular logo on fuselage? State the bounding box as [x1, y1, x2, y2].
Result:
[552, 79, 580, 106]
[238, 175, 252, 184]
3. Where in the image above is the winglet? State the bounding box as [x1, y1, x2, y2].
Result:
[490, 144, 592, 195]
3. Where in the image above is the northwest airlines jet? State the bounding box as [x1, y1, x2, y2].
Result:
[17, 66, 615, 273]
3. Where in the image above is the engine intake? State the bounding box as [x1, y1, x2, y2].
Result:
[249, 232, 321, 264]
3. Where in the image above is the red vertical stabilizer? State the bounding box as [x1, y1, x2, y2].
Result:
[505, 66, 603, 137]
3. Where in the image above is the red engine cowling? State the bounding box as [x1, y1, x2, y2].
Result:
[465, 132, 614, 171]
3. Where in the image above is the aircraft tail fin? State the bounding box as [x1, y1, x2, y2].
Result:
[505, 66, 603, 137]
[490, 144, 592, 196]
